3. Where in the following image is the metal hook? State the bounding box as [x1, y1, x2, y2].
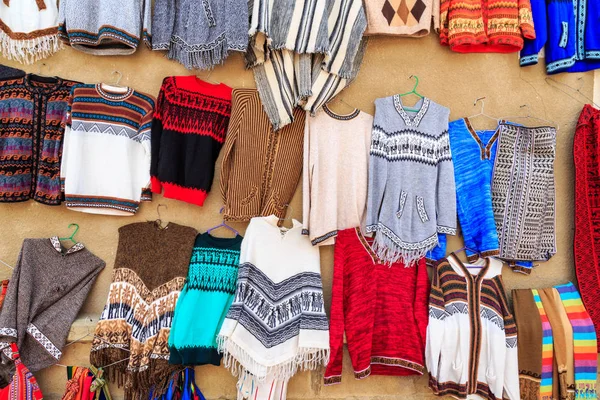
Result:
[520, 104, 531, 118]
[112, 70, 123, 86]
[156, 204, 167, 223]
[474, 97, 486, 113]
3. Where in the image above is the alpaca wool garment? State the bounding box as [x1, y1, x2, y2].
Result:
[302, 106, 372, 246]
[151, 76, 232, 207]
[426, 255, 519, 400]
[169, 233, 242, 366]
[60, 84, 155, 215]
[89, 222, 197, 399]
[0, 64, 24, 80]
[324, 228, 429, 385]
[0, 0, 62, 64]
[57, 0, 151, 55]
[512, 289, 543, 400]
[0, 238, 105, 372]
[218, 216, 329, 399]
[0, 344, 43, 400]
[439, 0, 535, 53]
[220, 89, 305, 222]
[574, 105, 600, 353]
[555, 283, 598, 399]
[492, 124, 556, 263]
[0, 74, 78, 205]
[152, 0, 247, 70]
[532, 289, 555, 400]
[366, 95, 456, 265]
[364, 0, 440, 36]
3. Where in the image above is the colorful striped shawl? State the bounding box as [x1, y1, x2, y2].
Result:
[532, 289, 555, 400]
[555, 283, 598, 399]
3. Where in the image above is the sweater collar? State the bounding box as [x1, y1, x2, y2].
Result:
[49, 237, 85, 255]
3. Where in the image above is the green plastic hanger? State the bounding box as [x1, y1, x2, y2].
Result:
[59, 223, 80, 244]
[398, 75, 424, 113]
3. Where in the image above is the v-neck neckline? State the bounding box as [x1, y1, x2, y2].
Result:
[354, 227, 381, 264]
[462, 117, 504, 160]
[393, 95, 430, 127]
[448, 253, 491, 281]
[263, 215, 301, 240]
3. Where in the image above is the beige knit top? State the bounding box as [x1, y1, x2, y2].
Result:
[364, 0, 440, 37]
[302, 105, 373, 246]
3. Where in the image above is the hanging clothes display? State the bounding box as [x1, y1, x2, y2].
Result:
[152, 368, 205, 400]
[57, 0, 151, 55]
[169, 232, 242, 366]
[218, 215, 329, 400]
[0, 74, 78, 205]
[151, 76, 232, 207]
[220, 89, 305, 222]
[0, 0, 62, 64]
[0, 64, 24, 80]
[0, 343, 43, 400]
[364, 0, 439, 36]
[152, 0, 248, 70]
[324, 228, 429, 385]
[89, 222, 197, 399]
[366, 94, 456, 265]
[520, 0, 600, 73]
[426, 254, 519, 400]
[491, 123, 557, 263]
[302, 106, 373, 246]
[247, 0, 368, 130]
[61, 366, 111, 400]
[573, 104, 600, 352]
[0, 237, 105, 372]
[60, 83, 154, 215]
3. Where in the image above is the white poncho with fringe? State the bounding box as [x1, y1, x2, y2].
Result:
[218, 215, 329, 400]
[0, 0, 62, 64]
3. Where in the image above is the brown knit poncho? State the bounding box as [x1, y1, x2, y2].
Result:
[90, 222, 197, 399]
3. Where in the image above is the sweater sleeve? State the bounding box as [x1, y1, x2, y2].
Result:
[426, 233, 447, 267]
[435, 118, 457, 236]
[438, 0, 450, 45]
[366, 101, 386, 233]
[414, 259, 431, 350]
[518, 0, 536, 40]
[150, 0, 175, 51]
[520, 0, 546, 66]
[497, 278, 520, 400]
[0, 248, 22, 345]
[150, 83, 164, 194]
[324, 236, 346, 385]
[139, 107, 153, 202]
[142, 0, 152, 48]
[425, 264, 445, 379]
[302, 117, 311, 236]
[59, 91, 75, 196]
[219, 121, 239, 207]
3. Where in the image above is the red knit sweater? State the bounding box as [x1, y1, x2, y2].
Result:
[324, 228, 430, 385]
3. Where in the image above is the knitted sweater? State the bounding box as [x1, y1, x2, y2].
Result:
[152, 0, 247, 70]
[0, 74, 78, 205]
[426, 254, 519, 400]
[0, 238, 105, 372]
[0, 64, 24, 80]
[90, 222, 197, 399]
[58, 0, 151, 55]
[364, 0, 440, 36]
[0, 0, 62, 64]
[439, 0, 536, 53]
[151, 76, 232, 207]
[324, 228, 429, 385]
[302, 106, 372, 246]
[220, 89, 306, 221]
[60, 83, 155, 215]
[169, 233, 242, 366]
[366, 95, 456, 265]
[218, 215, 329, 397]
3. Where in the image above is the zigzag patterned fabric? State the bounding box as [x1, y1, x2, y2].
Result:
[218, 216, 329, 400]
[60, 83, 155, 215]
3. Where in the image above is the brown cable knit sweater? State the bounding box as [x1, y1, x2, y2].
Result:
[89, 222, 197, 400]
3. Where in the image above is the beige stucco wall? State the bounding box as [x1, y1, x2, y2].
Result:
[0, 34, 597, 399]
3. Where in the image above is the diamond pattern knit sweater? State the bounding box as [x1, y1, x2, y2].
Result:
[151, 76, 232, 206]
[364, 0, 440, 37]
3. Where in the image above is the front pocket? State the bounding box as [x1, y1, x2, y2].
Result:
[416, 196, 429, 223]
[559, 21, 568, 48]
[396, 190, 408, 218]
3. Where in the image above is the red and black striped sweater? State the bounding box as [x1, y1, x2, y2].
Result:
[151, 76, 232, 206]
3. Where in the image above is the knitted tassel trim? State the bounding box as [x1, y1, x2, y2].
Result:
[0, 30, 61, 64]
[368, 224, 438, 266]
[164, 34, 246, 70]
[217, 335, 329, 382]
[575, 384, 597, 399]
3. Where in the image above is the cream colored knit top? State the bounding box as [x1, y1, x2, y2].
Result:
[302, 105, 373, 246]
[364, 0, 440, 37]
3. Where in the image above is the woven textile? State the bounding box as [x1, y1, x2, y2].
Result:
[364, 0, 439, 36]
[492, 124, 556, 262]
[0, 343, 43, 400]
[532, 289, 555, 400]
[573, 104, 600, 352]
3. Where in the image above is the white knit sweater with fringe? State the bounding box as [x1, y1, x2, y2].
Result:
[0, 0, 62, 64]
[217, 215, 329, 397]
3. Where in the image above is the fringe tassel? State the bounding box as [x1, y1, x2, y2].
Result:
[370, 231, 433, 267]
[0, 30, 62, 64]
[217, 335, 329, 383]
[165, 36, 242, 70]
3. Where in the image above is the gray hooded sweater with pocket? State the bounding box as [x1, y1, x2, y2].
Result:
[366, 95, 457, 265]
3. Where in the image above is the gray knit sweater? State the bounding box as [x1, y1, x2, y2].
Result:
[366, 95, 457, 265]
[0, 238, 105, 371]
[58, 0, 151, 55]
[152, 0, 248, 70]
